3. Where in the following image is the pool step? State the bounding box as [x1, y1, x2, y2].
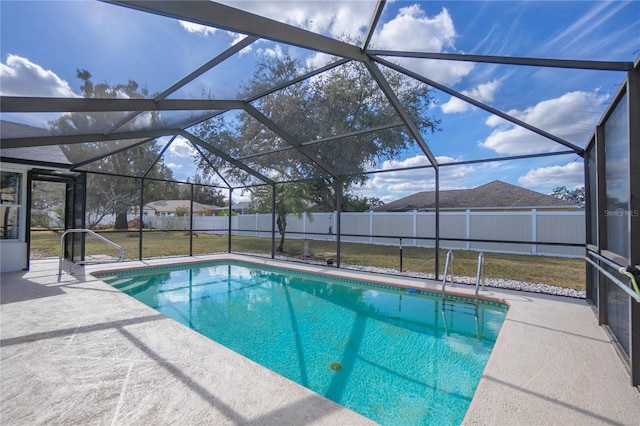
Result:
[442, 300, 478, 317]
[109, 277, 136, 288]
[112, 277, 152, 293]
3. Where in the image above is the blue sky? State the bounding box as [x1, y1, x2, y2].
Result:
[1, 1, 638, 203]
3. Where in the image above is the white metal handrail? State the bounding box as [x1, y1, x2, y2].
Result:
[586, 251, 640, 303]
[441, 250, 454, 305]
[58, 229, 125, 276]
[475, 252, 485, 308]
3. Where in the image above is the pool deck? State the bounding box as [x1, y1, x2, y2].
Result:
[1, 254, 639, 425]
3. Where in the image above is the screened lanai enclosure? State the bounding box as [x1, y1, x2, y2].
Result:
[0, 1, 638, 385]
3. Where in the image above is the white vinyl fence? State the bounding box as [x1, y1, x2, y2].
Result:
[144, 209, 585, 258]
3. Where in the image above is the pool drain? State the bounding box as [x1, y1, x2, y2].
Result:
[329, 361, 342, 371]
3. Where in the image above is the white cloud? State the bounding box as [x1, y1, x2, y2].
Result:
[517, 161, 584, 189]
[479, 90, 609, 155]
[257, 44, 285, 59]
[218, 1, 372, 39]
[441, 79, 500, 114]
[356, 155, 476, 202]
[377, 5, 456, 51]
[229, 32, 256, 55]
[0, 55, 77, 97]
[374, 6, 474, 85]
[305, 52, 334, 70]
[166, 162, 183, 170]
[179, 19, 257, 55]
[169, 137, 197, 158]
[179, 20, 218, 36]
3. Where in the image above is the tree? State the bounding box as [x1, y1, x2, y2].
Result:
[174, 207, 189, 217]
[250, 182, 311, 253]
[177, 173, 228, 206]
[550, 186, 585, 207]
[50, 70, 179, 229]
[31, 181, 65, 229]
[191, 47, 440, 211]
[342, 195, 385, 212]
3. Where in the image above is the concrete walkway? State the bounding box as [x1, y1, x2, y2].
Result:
[1, 255, 639, 425]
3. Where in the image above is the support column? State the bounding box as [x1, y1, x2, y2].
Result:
[435, 169, 440, 280]
[627, 60, 640, 386]
[228, 188, 233, 253]
[189, 184, 194, 256]
[139, 179, 144, 261]
[271, 184, 276, 259]
[596, 124, 607, 326]
[336, 179, 342, 268]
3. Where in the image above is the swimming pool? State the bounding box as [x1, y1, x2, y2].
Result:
[98, 260, 507, 425]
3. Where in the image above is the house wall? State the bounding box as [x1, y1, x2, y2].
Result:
[0, 162, 29, 272]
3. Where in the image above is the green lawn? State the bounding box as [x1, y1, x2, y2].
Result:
[31, 230, 585, 291]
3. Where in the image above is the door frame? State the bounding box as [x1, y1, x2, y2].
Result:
[27, 169, 86, 270]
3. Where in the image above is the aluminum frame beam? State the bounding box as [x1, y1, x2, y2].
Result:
[237, 121, 405, 161]
[105, 35, 259, 134]
[1, 129, 175, 149]
[190, 142, 232, 189]
[362, 0, 386, 51]
[373, 56, 585, 155]
[339, 150, 578, 179]
[367, 50, 634, 71]
[178, 130, 274, 185]
[242, 103, 340, 178]
[364, 61, 439, 168]
[1, 97, 246, 113]
[106, 1, 367, 62]
[141, 135, 176, 178]
[71, 137, 156, 169]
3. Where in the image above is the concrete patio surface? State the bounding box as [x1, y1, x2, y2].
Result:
[1, 254, 639, 425]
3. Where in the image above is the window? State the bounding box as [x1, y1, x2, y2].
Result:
[604, 93, 629, 259]
[1, 171, 22, 240]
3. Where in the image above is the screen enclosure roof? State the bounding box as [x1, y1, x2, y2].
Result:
[1, 0, 638, 189]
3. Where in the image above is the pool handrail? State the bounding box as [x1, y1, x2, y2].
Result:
[475, 252, 485, 308]
[441, 250, 454, 305]
[586, 251, 640, 303]
[58, 229, 125, 276]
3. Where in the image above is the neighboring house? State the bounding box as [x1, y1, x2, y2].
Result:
[212, 201, 252, 215]
[143, 200, 220, 216]
[374, 180, 580, 212]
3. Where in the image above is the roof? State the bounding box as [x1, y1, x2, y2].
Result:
[144, 200, 219, 213]
[374, 181, 578, 211]
[231, 202, 250, 210]
[0, 121, 71, 166]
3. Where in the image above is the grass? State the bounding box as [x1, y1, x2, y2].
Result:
[31, 229, 585, 291]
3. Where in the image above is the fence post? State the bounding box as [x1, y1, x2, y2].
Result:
[369, 210, 373, 244]
[413, 210, 417, 245]
[303, 211, 307, 240]
[466, 209, 471, 250]
[255, 213, 259, 237]
[532, 208, 537, 255]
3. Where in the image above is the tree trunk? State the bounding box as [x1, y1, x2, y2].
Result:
[114, 212, 128, 230]
[276, 214, 286, 252]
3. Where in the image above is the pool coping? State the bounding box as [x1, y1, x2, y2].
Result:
[92, 256, 511, 311]
[2, 254, 639, 425]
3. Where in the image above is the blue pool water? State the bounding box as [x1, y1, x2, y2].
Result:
[99, 261, 507, 425]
